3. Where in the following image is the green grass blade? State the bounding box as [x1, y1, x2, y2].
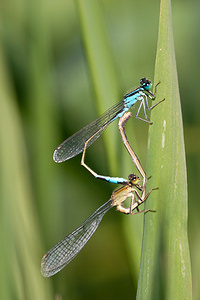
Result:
[136, 0, 192, 299]
[0, 50, 53, 300]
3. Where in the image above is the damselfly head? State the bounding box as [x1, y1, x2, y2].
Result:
[140, 78, 152, 90]
[128, 174, 140, 185]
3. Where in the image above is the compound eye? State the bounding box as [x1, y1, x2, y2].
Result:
[128, 174, 140, 184]
[140, 77, 150, 86]
[128, 174, 136, 181]
[140, 78, 152, 90]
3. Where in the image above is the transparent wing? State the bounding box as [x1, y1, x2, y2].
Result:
[53, 100, 124, 162]
[41, 200, 112, 277]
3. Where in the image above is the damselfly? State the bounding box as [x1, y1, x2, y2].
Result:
[41, 174, 156, 277]
[53, 78, 164, 166]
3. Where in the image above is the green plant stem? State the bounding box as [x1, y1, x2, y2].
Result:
[136, 0, 192, 299]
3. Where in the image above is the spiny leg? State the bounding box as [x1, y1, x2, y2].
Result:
[135, 98, 152, 124]
[135, 80, 165, 123]
[150, 80, 161, 98]
[148, 97, 165, 111]
[131, 187, 158, 215]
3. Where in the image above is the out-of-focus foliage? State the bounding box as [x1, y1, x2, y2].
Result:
[0, 0, 198, 299]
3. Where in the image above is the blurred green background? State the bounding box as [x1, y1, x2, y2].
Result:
[0, 0, 199, 299]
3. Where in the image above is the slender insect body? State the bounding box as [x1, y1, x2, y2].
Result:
[53, 78, 164, 164]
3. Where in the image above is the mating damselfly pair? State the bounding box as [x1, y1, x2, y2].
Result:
[41, 78, 164, 277]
